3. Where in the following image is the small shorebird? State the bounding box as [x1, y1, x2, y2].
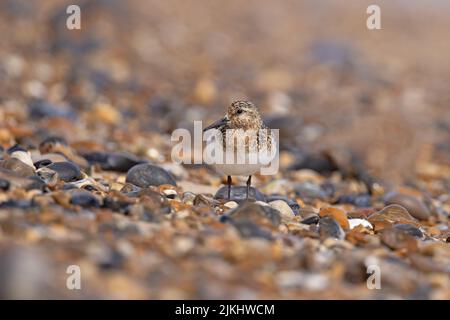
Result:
[203, 101, 277, 200]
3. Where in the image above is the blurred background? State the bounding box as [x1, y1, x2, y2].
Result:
[1, 0, 450, 183]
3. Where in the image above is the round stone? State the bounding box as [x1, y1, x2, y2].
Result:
[269, 200, 295, 222]
[47, 162, 82, 182]
[126, 163, 177, 187]
[70, 191, 100, 208]
[384, 192, 431, 220]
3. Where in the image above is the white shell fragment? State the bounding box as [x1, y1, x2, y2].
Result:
[348, 218, 373, 230]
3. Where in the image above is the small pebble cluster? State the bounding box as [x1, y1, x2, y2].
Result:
[0, 0, 449, 299]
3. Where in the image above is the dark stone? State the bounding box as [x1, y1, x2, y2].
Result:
[318, 216, 345, 240]
[293, 182, 327, 201]
[0, 178, 10, 191]
[0, 199, 32, 209]
[47, 162, 82, 182]
[126, 163, 176, 187]
[224, 202, 281, 239]
[25, 176, 46, 191]
[103, 197, 131, 213]
[34, 159, 53, 169]
[288, 152, 338, 174]
[84, 151, 144, 172]
[337, 193, 372, 207]
[394, 224, 423, 238]
[214, 186, 266, 202]
[70, 191, 100, 208]
[301, 214, 320, 225]
[28, 99, 77, 120]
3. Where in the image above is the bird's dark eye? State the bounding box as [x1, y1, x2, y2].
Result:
[236, 109, 243, 115]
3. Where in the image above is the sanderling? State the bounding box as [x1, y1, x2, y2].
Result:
[203, 101, 277, 200]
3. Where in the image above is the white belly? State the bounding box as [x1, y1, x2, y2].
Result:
[214, 163, 265, 176]
[204, 136, 277, 176]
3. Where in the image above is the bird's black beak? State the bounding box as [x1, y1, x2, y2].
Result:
[203, 116, 229, 132]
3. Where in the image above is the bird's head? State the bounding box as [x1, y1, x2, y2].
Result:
[227, 101, 262, 130]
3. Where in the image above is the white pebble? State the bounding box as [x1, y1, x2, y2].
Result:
[348, 218, 373, 230]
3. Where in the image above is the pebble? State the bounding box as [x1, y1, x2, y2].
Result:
[35, 167, 59, 186]
[126, 163, 177, 187]
[318, 216, 345, 240]
[319, 207, 349, 229]
[266, 195, 300, 214]
[0, 158, 35, 177]
[368, 204, 418, 230]
[226, 202, 281, 239]
[293, 182, 327, 201]
[8, 145, 35, 169]
[83, 151, 144, 172]
[300, 214, 320, 225]
[70, 191, 101, 208]
[28, 99, 76, 120]
[394, 224, 424, 238]
[380, 227, 418, 251]
[224, 201, 238, 209]
[269, 200, 295, 222]
[384, 192, 431, 220]
[47, 161, 82, 182]
[337, 193, 371, 207]
[39, 135, 68, 151]
[214, 186, 266, 202]
[0, 178, 11, 191]
[34, 159, 53, 169]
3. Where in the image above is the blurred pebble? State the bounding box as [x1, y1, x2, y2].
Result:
[28, 99, 76, 120]
[0, 178, 11, 191]
[269, 200, 295, 222]
[368, 204, 418, 229]
[337, 193, 371, 207]
[301, 214, 320, 225]
[70, 191, 101, 208]
[224, 201, 238, 209]
[394, 224, 423, 238]
[380, 227, 418, 251]
[294, 182, 327, 201]
[384, 192, 431, 220]
[226, 202, 281, 239]
[126, 163, 177, 187]
[319, 216, 345, 240]
[319, 207, 349, 229]
[84, 151, 143, 172]
[0, 158, 35, 177]
[47, 162, 82, 182]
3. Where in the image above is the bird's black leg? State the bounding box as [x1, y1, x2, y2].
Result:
[246, 175, 252, 200]
[227, 175, 232, 200]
